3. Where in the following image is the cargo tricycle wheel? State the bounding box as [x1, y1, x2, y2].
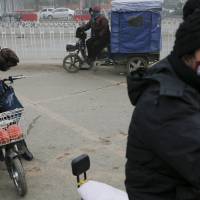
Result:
[127, 57, 148, 74]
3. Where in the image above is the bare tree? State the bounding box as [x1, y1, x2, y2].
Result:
[3, 0, 6, 14]
[35, 0, 40, 11]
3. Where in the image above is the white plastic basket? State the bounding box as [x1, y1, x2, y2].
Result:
[0, 108, 25, 147]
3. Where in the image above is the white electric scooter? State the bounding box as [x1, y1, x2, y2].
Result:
[71, 154, 129, 200]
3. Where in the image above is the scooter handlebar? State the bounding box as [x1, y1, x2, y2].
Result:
[3, 75, 31, 83]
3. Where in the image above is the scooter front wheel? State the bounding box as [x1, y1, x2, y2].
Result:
[6, 157, 27, 197]
[63, 54, 81, 73]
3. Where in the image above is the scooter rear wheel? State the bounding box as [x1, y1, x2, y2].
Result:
[6, 157, 27, 197]
[63, 54, 81, 73]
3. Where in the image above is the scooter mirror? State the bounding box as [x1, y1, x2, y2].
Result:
[71, 154, 90, 176]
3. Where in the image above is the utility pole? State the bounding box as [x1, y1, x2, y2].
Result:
[80, 0, 85, 9]
[11, 0, 14, 12]
[35, 0, 40, 11]
[3, 0, 6, 15]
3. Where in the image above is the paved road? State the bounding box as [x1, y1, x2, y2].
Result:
[0, 64, 132, 200]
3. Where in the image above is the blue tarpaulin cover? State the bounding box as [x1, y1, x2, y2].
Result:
[111, 0, 162, 54]
[112, 0, 163, 12]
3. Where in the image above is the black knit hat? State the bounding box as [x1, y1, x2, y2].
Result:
[183, 0, 200, 20]
[174, 10, 200, 57]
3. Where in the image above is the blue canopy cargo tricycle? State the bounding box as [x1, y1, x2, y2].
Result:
[63, 0, 162, 73]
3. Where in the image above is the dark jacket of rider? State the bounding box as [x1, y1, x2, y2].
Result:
[82, 8, 110, 40]
[126, 10, 200, 200]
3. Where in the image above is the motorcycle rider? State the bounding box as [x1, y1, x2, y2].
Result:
[80, 5, 110, 66]
[0, 48, 33, 161]
[126, 10, 200, 200]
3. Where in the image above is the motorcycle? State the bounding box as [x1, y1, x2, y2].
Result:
[63, 28, 159, 74]
[71, 154, 129, 200]
[63, 28, 90, 73]
[0, 75, 29, 197]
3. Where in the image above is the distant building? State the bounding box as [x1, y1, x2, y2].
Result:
[0, 0, 111, 14]
[0, 0, 24, 14]
[180, 0, 187, 3]
[164, 0, 187, 9]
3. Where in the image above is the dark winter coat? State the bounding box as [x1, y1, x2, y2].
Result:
[125, 52, 200, 200]
[83, 15, 110, 39]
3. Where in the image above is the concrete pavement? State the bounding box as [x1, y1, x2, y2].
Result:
[0, 64, 132, 200]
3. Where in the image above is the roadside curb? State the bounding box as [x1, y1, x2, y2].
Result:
[17, 62, 62, 70]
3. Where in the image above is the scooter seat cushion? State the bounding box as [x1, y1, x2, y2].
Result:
[78, 180, 129, 200]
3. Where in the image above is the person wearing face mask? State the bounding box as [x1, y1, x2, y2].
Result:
[125, 10, 200, 200]
[80, 5, 110, 66]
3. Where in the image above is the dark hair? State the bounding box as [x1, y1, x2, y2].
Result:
[89, 5, 101, 14]
[89, 7, 92, 14]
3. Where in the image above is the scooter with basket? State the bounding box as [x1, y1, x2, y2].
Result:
[0, 75, 29, 197]
[63, 0, 162, 74]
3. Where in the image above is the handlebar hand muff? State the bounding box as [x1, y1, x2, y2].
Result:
[76, 27, 87, 40]
[0, 81, 23, 112]
[0, 48, 19, 71]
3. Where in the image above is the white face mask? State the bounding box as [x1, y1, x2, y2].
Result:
[194, 61, 200, 75]
[197, 65, 200, 75]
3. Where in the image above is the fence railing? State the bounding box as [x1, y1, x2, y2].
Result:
[160, 18, 182, 59]
[0, 18, 182, 64]
[0, 21, 79, 63]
